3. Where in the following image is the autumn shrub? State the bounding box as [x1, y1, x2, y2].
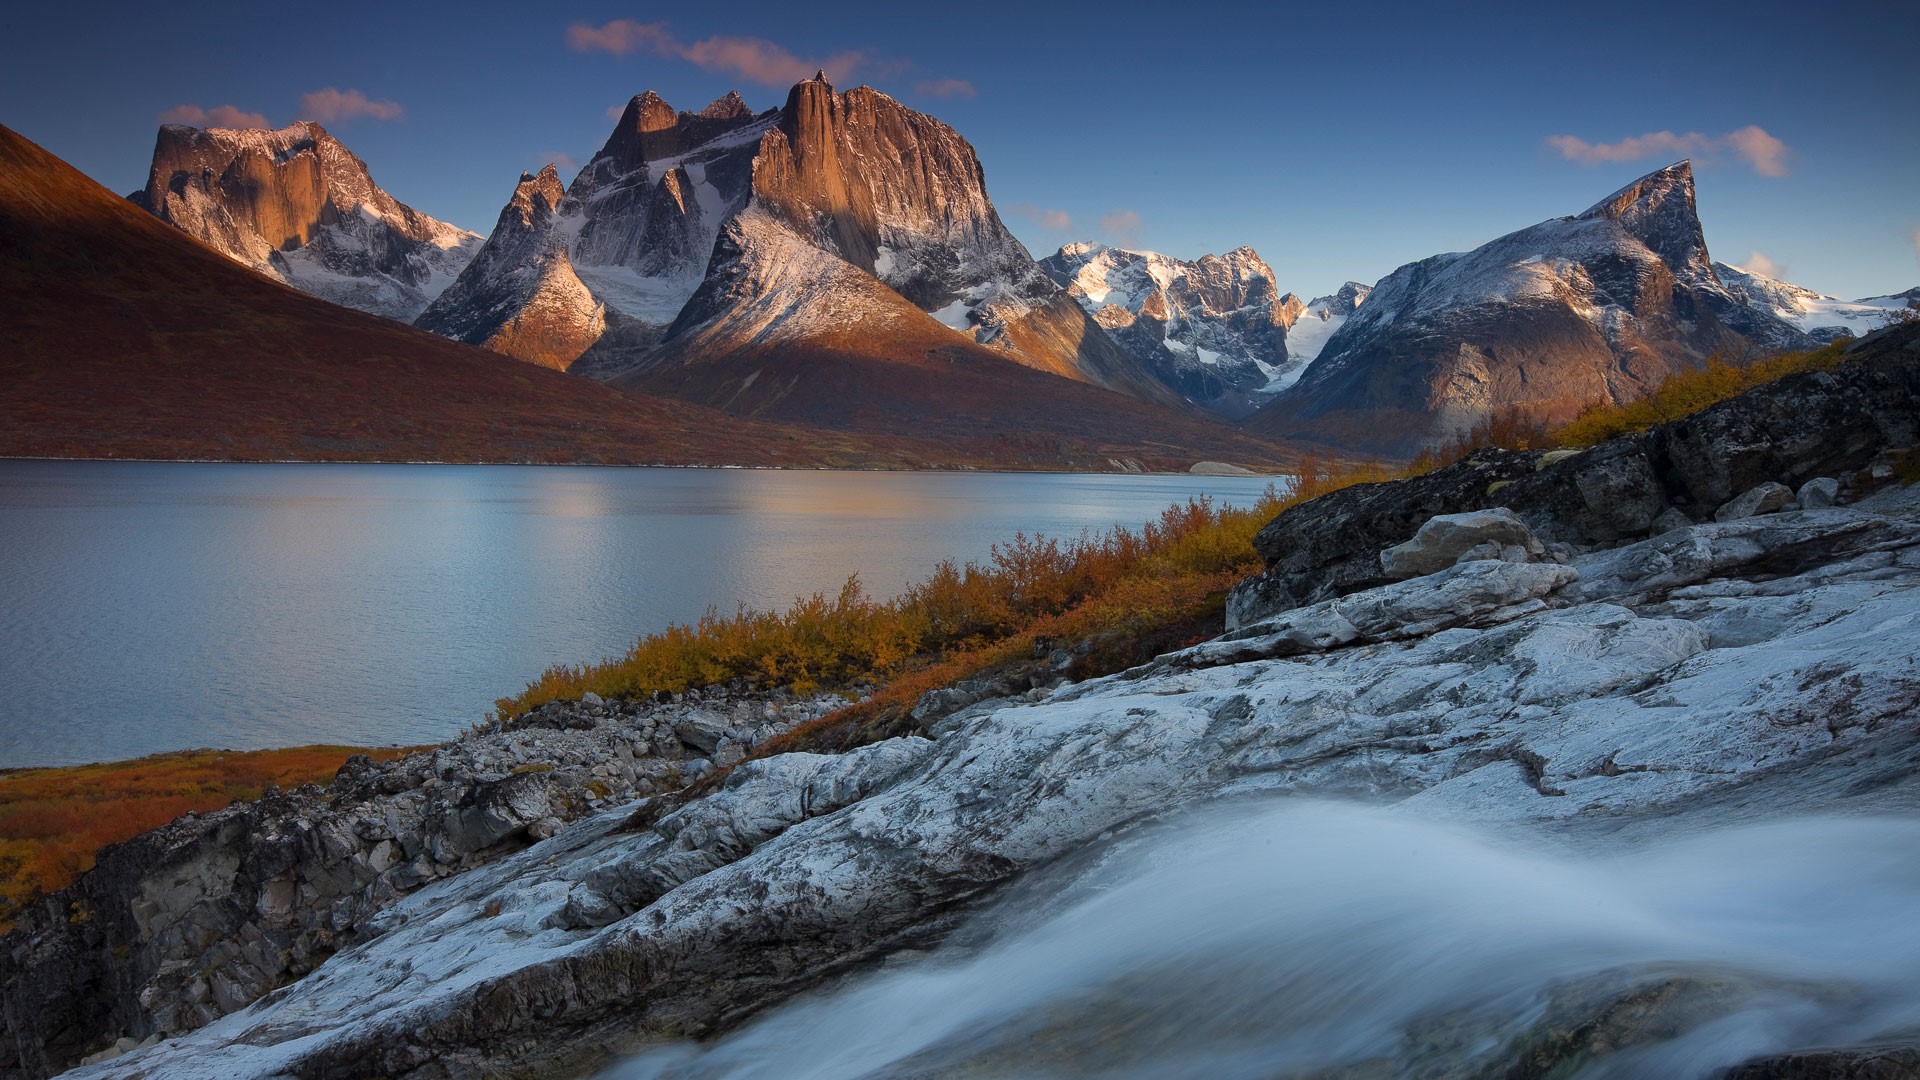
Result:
[497, 489, 1299, 720]
[1554, 341, 1850, 449]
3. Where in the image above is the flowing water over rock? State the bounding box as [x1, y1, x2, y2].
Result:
[613, 802, 1920, 1080]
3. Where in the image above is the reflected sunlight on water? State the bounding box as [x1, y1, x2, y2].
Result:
[0, 463, 1277, 766]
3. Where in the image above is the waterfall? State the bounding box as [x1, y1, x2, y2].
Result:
[610, 800, 1920, 1079]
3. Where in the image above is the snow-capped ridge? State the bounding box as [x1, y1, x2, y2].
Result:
[1713, 260, 1919, 342]
[1247, 160, 1810, 453]
[132, 120, 483, 321]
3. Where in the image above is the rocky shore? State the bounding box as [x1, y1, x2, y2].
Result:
[5, 324, 1918, 1079]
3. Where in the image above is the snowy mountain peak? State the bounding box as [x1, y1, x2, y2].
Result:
[503, 166, 566, 232]
[1038, 241, 1307, 416]
[132, 119, 482, 321]
[698, 91, 753, 121]
[1246, 160, 1813, 453]
[1714, 260, 1920, 342]
[1577, 159, 1710, 279]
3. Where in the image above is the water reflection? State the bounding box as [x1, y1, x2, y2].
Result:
[0, 463, 1277, 766]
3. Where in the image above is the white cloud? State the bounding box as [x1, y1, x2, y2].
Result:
[1009, 203, 1072, 232]
[299, 88, 403, 124]
[1546, 125, 1793, 177]
[915, 78, 976, 99]
[1099, 209, 1143, 243]
[567, 20, 862, 87]
[159, 104, 269, 129]
[1740, 250, 1786, 279]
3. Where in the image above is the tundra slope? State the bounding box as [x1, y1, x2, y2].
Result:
[131, 122, 481, 321]
[1247, 161, 1814, 455]
[17, 328, 1920, 1078]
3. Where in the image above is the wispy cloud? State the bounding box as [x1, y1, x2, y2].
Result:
[1546, 125, 1793, 177]
[1100, 209, 1144, 243]
[567, 20, 862, 86]
[1723, 126, 1790, 177]
[159, 104, 269, 129]
[607, 102, 629, 123]
[915, 78, 976, 100]
[1913, 228, 1920, 263]
[299, 87, 404, 124]
[1739, 250, 1786, 279]
[1008, 203, 1072, 232]
[536, 151, 580, 174]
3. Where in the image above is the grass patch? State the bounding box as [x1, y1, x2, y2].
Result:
[0, 745, 411, 933]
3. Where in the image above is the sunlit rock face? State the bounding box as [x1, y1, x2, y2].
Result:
[412, 166, 606, 371]
[1041, 242, 1307, 417]
[131, 122, 482, 321]
[1244, 161, 1816, 455]
[418, 77, 1175, 405]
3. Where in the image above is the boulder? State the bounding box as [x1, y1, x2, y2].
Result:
[1797, 476, 1840, 509]
[1714, 481, 1795, 522]
[1380, 507, 1543, 579]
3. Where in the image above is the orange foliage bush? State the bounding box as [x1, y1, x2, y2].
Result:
[0, 746, 410, 933]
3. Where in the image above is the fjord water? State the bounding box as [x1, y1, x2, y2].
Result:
[0, 461, 1275, 767]
[616, 801, 1920, 1080]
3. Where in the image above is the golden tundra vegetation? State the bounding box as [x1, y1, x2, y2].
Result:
[0, 339, 1859, 929]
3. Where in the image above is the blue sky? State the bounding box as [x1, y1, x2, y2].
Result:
[4, 0, 1915, 298]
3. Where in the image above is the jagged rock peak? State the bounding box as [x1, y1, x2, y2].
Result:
[596, 89, 759, 172]
[699, 91, 752, 120]
[1577, 159, 1710, 277]
[1308, 281, 1373, 316]
[503, 165, 565, 230]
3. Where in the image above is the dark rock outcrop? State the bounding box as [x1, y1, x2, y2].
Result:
[1229, 322, 1920, 626]
[0, 689, 843, 1078]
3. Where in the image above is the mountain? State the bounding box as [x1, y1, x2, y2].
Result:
[1244, 161, 1814, 455]
[1039, 242, 1308, 418]
[130, 121, 483, 322]
[419, 77, 1179, 407]
[611, 206, 1293, 467]
[0, 123, 883, 467]
[1713, 261, 1919, 342]
[1284, 281, 1373, 371]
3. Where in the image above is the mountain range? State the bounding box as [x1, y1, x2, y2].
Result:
[0, 122, 1286, 471]
[8, 79, 1915, 462]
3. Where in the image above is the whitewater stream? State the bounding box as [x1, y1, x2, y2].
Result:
[612, 800, 1920, 1079]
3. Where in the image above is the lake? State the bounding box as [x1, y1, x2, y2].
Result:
[0, 462, 1278, 767]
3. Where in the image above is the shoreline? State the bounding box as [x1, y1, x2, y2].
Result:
[0, 455, 1289, 477]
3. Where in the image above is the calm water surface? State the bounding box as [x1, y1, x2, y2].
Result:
[0, 462, 1276, 766]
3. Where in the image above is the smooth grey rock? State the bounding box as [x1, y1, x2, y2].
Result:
[69, 491, 1920, 1080]
[1651, 507, 1694, 535]
[1714, 481, 1796, 522]
[1381, 508, 1543, 580]
[581, 691, 605, 707]
[1797, 476, 1840, 509]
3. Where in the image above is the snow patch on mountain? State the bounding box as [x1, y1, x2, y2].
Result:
[134, 122, 482, 322]
[1714, 261, 1918, 342]
[1040, 241, 1302, 417]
